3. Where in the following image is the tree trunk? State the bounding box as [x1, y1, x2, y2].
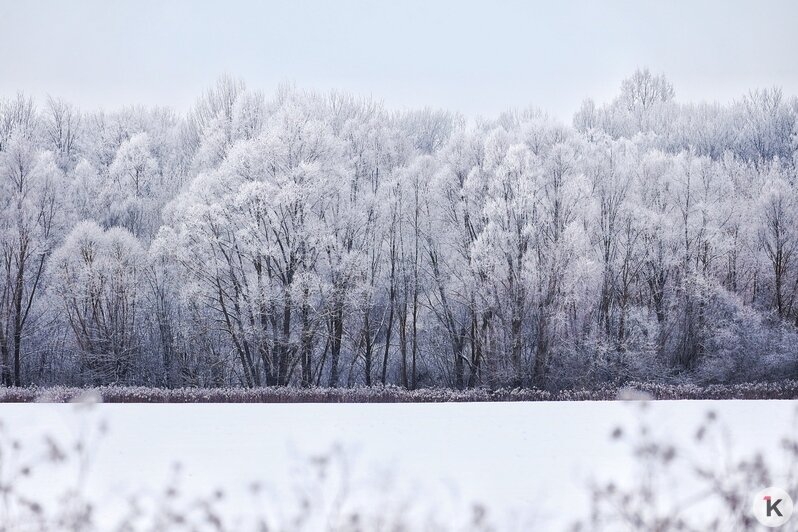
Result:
[398, 299, 408, 388]
[300, 290, 313, 387]
[12, 248, 25, 386]
[382, 244, 397, 385]
[328, 299, 344, 387]
[363, 311, 372, 386]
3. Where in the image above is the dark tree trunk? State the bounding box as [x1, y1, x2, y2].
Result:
[328, 299, 344, 387]
[300, 292, 313, 387]
[363, 311, 372, 386]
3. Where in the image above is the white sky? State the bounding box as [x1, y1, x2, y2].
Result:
[1, 0, 797, 120]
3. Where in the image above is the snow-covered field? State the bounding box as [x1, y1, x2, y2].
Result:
[1, 400, 797, 530]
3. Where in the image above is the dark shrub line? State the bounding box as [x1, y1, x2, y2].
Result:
[1, 381, 798, 403]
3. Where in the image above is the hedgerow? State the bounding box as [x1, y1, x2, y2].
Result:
[2, 381, 798, 403]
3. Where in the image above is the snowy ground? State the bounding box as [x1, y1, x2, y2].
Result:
[1, 400, 796, 530]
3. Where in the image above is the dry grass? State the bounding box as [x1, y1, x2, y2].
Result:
[1, 381, 798, 403]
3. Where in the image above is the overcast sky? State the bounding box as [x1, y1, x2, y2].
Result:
[1, 0, 796, 120]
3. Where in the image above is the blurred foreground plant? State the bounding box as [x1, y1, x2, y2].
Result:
[572, 403, 798, 532]
[2, 399, 797, 531]
[0, 399, 498, 532]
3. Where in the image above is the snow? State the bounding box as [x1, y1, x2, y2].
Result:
[1, 400, 796, 530]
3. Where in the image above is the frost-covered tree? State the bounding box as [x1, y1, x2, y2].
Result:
[0, 70, 797, 389]
[49, 222, 145, 383]
[0, 135, 63, 385]
[758, 174, 798, 321]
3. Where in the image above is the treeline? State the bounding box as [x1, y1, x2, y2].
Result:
[1, 69, 797, 389]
